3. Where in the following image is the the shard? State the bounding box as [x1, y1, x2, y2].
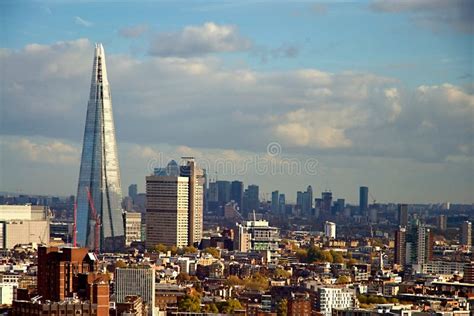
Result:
[76, 43, 124, 252]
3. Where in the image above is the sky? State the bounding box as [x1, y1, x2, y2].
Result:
[0, 0, 473, 204]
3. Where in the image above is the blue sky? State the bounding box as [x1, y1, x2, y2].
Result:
[0, 1, 473, 203]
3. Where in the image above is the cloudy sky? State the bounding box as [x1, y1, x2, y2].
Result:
[0, 0, 473, 204]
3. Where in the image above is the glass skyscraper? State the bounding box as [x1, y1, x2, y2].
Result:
[76, 43, 124, 252]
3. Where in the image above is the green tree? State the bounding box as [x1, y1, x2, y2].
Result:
[168, 245, 178, 255]
[295, 248, 308, 262]
[335, 275, 351, 284]
[244, 273, 269, 291]
[331, 250, 344, 263]
[277, 299, 288, 316]
[225, 275, 244, 286]
[115, 260, 127, 268]
[178, 294, 201, 312]
[203, 247, 220, 258]
[273, 268, 291, 279]
[203, 303, 219, 313]
[154, 243, 167, 253]
[183, 246, 198, 254]
[217, 299, 243, 314]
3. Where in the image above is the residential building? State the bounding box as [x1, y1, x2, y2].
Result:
[461, 221, 472, 248]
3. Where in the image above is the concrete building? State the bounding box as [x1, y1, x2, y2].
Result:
[235, 218, 279, 253]
[115, 267, 156, 316]
[11, 299, 99, 316]
[437, 214, 447, 231]
[125, 212, 142, 246]
[461, 221, 472, 248]
[0, 283, 14, 305]
[324, 221, 336, 239]
[0, 205, 50, 249]
[146, 175, 190, 248]
[316, 287, 357, 316]
[394, 227, 406, 267]
[397, 204, 408, 228]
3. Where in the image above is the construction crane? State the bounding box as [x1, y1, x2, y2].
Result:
[369, 192, 377, 206]
[73, 201, 77, 247]
[86, 187, 101, 254]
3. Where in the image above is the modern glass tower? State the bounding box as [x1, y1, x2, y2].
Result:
[76, 43, 124, 252]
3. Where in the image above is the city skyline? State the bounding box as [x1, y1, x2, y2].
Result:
[1, 1, 473, 204]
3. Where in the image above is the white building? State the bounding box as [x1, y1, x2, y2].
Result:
[115, 267, 156, 316]
[0, 205, 50, 249]
[235, 218, 279, 253]
[324, 221, 336, 239]
[0, 283, 15, 305]
[317, 287, 357, 316]
[125, 212, 142, 246]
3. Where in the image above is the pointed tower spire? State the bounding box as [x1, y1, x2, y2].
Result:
[76, 43, 124, 252]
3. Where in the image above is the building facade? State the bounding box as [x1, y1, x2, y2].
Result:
[76, 43, 124, 252]
[115, 267, 156, 316]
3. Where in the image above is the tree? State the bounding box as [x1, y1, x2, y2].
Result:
[178, 294, 201, 312]
[203, 303, 219, 313]
[335, 275, 351, 284]
[277, 299, 288, 316]
[154, 243, 167, 253]
[244, 273, 269, 291]
[168, 245, 178, 255]
[115, 260, 127, 268]
[226, 275, 244, 286]
[295, 248, 308, 262]
[273, 268, 291, 279]
[183, 246, 198, 254]
[203, 247, 220, 258]
[331, 250, 344, 263]
[217, 299, 243, 314]
[176, 272, 191, 283]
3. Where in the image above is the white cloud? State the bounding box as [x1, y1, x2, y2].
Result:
[149, 22, 251, 57]
[74, 16, 93, 27]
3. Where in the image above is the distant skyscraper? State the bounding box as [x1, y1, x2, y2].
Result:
[302, 186, 313, 215]
[398, 204, 408, 228]
[278, 194, 286, 213]
[230, 181, 244, 208]
[244, 185, 259, 215]
[128, 184, 138, 201]
[271, 190, 279, 212]
[437, 214, 447, 231]
[335, 198, 345, 213]
[76, 44, 124, 252]
[216, 181, 231, 206]
[461, 221, 472, 248]
[321, 191, 332, 214]
[359, 186, 368, 215]
[394, 227, 406, 267]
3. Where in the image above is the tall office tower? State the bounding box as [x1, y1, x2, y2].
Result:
[128, 184, 138, 201]
[321, 191, 332, 214]
[302, 186, 313, 214]
[397, 204, 408, 228]
[180, 159, 205, 245]
[207, 181, 219, 212]
[271, 190, 279, 212]
[406, 224, 433, 266]
[461, 221, 472, 248]
[216, 181, 231, 206]
[246, 185, 260, 215]
[394, 227, 407, 267]
[230, 181, 244, 208]
[145, 175, 190, 248]
[437, 214, 447, 231]
[296, 191, 303, 208]
[359, 186, 368, 215]
[324, 221, 336, 239]
[278, 194, 286, 213]
[76, 43, 124, 252]
[335, 198, 345, 214]
[116, 267, 156, 316]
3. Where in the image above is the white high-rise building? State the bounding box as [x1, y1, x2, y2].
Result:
[317, 287, 356, 316]
[124, 212, 142, 246]
[146, 175, 190, 248]
[461, 221, 472, 248]
[324, 221, 336, 239]
[115, 267, 156, 316]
